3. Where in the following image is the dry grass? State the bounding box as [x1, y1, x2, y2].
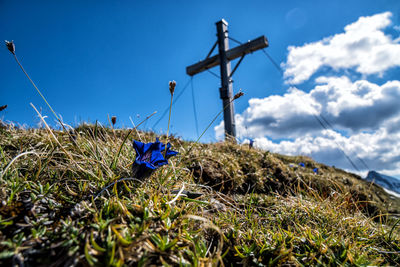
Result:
[0, 124, 399, 266]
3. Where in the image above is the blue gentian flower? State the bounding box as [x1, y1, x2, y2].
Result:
[299, 162, 305, 168]
[313, 168, 319, 174]
[132, 138, 178, 179]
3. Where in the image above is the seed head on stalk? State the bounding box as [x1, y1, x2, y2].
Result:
[111, 116, 117, 126]
[5, 40, 15, 55]
[233, 90, 244, 100]
[165, 80, 176, 156]
[169, 80, 176, 95]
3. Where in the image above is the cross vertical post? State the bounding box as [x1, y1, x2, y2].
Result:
[186, 19, 268, 141]
[216, 19, 236, 138]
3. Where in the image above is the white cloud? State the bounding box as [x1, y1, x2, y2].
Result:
[215, 12, 400, 176]
[216, 87, 321, 140]
[216, 77, 400, 140]
[283, 12, 400, 84]
[251, 127, 400, 177]
[312, 77, 400, 131]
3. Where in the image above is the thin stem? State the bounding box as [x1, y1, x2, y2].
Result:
[196, 106, 225, 144]
[186, 98, 234, 155]
[30, 103, 78, 166]
[111, 111, 157, 170]
[164, 94, 174, 157]
[12, 53, 84, 154]
[93, 177, 143, 200]
[108, 114, 116, 140]
[13, 54, 60, 122]
[129, 116, 142, 142]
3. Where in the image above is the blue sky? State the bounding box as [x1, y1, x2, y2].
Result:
[2, 0, 400, 176]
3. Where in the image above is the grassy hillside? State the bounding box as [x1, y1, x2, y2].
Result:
[0, 124, 399, 266]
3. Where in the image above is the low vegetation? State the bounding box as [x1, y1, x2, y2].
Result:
[0, 124, 399, 266]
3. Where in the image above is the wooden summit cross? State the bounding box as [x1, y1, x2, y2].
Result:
[186, 19, 268, 140]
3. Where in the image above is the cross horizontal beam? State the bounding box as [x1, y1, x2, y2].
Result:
[186, 36, 269, 76]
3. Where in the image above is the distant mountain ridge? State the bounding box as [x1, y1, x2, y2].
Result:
[365, 171, 400, 194]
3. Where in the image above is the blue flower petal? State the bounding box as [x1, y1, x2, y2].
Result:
[132, 138, 178, 179]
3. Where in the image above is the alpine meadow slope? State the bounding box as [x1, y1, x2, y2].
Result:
[0, 125, 399, 266]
